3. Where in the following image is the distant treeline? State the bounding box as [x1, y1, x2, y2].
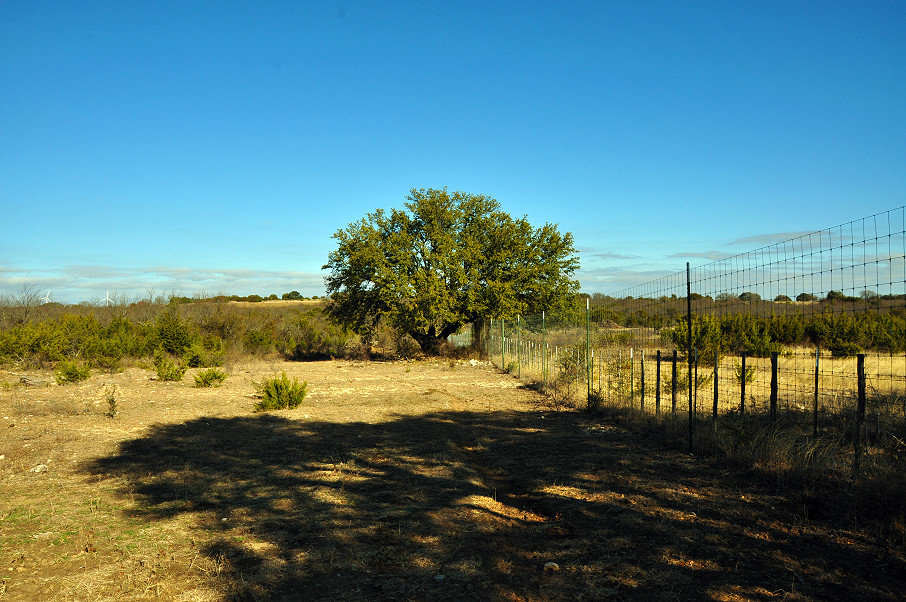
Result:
[0, 300, 357, 370]
[167, 290, 321, 304]
[581, 292, 905, 358]
[666, 310, 906, 359]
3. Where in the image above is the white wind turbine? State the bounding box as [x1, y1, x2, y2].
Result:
[41, 290, 52, 304]
[101, 291, 113, 307]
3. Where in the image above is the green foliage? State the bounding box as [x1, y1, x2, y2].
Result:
[670, 314, 723, 365]
[282, 291, 303, 300]
[155, 309, 197, 355]
[734, 362, 757, 385]
[55, 359, 90, 385]
[720, 313, 782, 357]
[181, 342, 223, 368]
[738, 292, 762, 303]
[154, 351, 187, 381]
[323, 187, 580, 353]
[279, 308, 354, 360]
[194, 368, 227, 388]
[254, 371, 308, 411]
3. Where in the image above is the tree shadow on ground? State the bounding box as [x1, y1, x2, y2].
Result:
[82, 408, 903, 601]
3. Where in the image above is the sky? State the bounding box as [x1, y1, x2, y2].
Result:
[2, 1, 904, 304]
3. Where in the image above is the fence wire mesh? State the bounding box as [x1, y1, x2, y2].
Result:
[476, 206, 906, 465]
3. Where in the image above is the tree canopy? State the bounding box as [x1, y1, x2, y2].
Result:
[323, 188, 580, 353]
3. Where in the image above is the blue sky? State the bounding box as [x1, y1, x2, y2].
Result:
[2, 1, 903, 304]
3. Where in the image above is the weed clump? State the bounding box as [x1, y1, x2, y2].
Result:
[55, 360, 90, 385]
[104, 386, 118, 418]
[254, 371, 307, 411]
[154, 351, 187, 381]
[194, 368, 227, 388]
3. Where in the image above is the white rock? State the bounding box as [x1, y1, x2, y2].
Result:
[30, 464, 48, 473]
[543, 562, 560, 572]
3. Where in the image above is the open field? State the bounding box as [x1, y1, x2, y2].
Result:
[1, 359, 904, 601]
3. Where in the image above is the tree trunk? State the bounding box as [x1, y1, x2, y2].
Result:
[410, 323, 461, 355]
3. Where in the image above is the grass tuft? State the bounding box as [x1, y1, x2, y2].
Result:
[55, 359, 90, 385]
[194, 368, 228, 388]
[254, 371, 307, 411]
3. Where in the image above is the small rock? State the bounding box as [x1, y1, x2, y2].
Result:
[433, 574, 445, 582]
[30, 464, 48, 473]
[543, 562, 560, 572]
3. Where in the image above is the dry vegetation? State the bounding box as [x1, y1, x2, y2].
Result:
[1, 358, 904, 601]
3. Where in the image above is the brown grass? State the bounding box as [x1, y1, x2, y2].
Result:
[1, 359, 903, 600]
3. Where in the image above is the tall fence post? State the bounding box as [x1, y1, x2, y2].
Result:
[770, 351, 779, 421]
[541, 311, 546, 388]
[640, 352, 645, 412]
[630, 348, 634, 405]
[686, 262, 693, 451]
[501, 319, 505, 370]
[656, 350, 662, 417]
[586, 298, 592, 402]
[517, 315, 521, 379]
[853, 354, 867, 477]
[740, 353, 747, 416]
[713, 348, 719, 419]
[693, 348, 698, 418]
[671, 349, 678, 415]
[813, 346, 820, 437]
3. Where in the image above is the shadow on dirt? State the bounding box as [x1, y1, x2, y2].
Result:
[82, 408, 902, 601]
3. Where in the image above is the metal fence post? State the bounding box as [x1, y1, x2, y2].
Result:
[686, 262, 693, 451]
[542, 311, 546, 388]
[713, 348, 719, 419]
[813, 346, 820, 437]
[630, 347, 634, 405]
[770, 351, 779, 421]
[853, 353, 867, 477]
[640, 352, 645, 412]
[671, 349, 678, 414]
[501, 318, 505, 370]
[517, 315, 521, 379]
[740, 353, 747, 416]
[586, 298, 591, 402]
[656, 350, 661, 417]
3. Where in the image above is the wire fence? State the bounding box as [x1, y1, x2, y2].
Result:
[475, 206, 906, 471]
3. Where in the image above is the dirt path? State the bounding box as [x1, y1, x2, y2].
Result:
[1, 359, 903, 600]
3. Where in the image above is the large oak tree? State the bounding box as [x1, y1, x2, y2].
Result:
[323, 188, 580, 353]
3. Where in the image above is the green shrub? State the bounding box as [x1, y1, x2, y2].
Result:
[155, 309, 197, 355]
[194, 368, 227, 388]
[154, 351, 187, 381]
[181, 342, 223, 368]
[55, 359, 90, 384]
[254, 371, 307, 411]
[244, 328, 275, 354]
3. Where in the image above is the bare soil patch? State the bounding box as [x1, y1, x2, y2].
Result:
[1, 359, 903, 600]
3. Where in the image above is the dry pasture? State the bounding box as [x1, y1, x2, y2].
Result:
[1, 359, 903, 600]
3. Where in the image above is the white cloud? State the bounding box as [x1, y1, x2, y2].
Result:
[0, 265, 327, 304]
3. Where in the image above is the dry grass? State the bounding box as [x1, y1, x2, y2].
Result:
[1, 359, 904, 600]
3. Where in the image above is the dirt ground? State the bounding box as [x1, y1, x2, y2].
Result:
[1, 358, 903, 601]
